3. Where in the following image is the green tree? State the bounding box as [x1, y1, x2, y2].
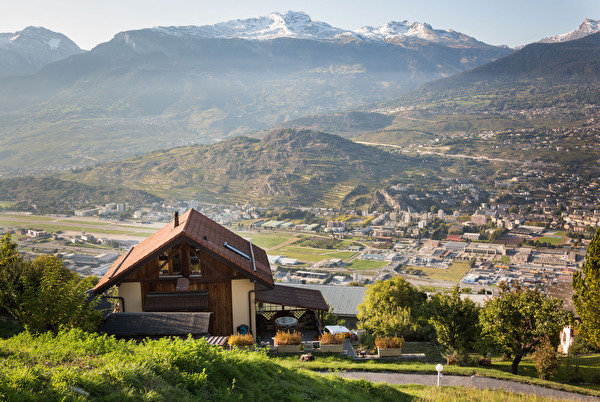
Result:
[0, 233, 19, 266]
[428, 285, 480, 356]
[357, 276, 427, 337]
[573, 228, 600, 349]
[480, 283, 569, 375]
[0, 236, 102, 334]
[20, 256, 101, 333]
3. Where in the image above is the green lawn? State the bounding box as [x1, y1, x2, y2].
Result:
[55, 219, 111, 226]
[493, 255, 511, 264]
[404, 261, 472, 283]
[0, 325, 598, 400]
[535, 236, 567, 245]
[277, 352, 600, 398]
[492, 354, 600, 391]
[275, 246, 355, 263]
[345, 259, 389, 271]
[236, 231, 296, 250]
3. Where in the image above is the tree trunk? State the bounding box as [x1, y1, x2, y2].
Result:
[511, 353, 523, 375]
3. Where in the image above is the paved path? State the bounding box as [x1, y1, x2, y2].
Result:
[333, 371, 596, 401]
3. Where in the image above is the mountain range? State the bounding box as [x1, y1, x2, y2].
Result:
[153, 11, 497, 48]
[0, 26, 83, 78]
[539, 18, 600, 43]
[0, 13, 599, 173]
[281, 31, 600, 142]
[0, 11, 513, 170]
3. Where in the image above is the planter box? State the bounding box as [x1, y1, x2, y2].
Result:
[229, 345, 254, 352]
[377, 347, 402, 357]
[276, 344, 301, 353]
[318, 344, 343, 353]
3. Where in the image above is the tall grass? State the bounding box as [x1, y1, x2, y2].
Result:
[0, 329, 596, 401]
[0, 329, 404, 401]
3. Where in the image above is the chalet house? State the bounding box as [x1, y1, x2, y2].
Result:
[92, 208, 274, 338]
[93, 208, 328, 340]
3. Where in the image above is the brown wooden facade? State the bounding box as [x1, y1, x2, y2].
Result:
[93, 209, 275, 338]
[120, 242, 251, 335]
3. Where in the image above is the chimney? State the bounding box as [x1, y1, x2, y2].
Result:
[173, 211, 179, 228]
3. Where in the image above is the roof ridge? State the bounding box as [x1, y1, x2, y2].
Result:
[180, 208, 194, 232]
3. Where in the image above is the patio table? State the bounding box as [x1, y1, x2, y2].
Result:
[274, 316, 298, 328]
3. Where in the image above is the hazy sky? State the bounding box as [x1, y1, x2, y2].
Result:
[1, 0, 599, 50]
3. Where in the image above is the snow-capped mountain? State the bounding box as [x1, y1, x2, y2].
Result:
[0, 26, 84, 77]
[152, 11, 493, 48]
[0, 12, 512, 168]
[539, 18, 600, 43]
[354, 21, 483, 47]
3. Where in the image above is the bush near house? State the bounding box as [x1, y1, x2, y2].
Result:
[531, 337, 562, 380]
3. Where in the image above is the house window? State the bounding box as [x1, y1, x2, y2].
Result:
[171, 251, 182, 275]
[158, 248, 183, 277]
[190, 250, 202, 276]
[158, 246, 203, 278]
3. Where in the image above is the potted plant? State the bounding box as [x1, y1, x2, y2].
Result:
[375, 335, 404, 357]
[227, 333, 254, 351]
[274, 330, 302, 353]
[318, 332, 345, 353]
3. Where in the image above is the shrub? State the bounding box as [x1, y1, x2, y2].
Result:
[359, 332, 376, 352]
[374, 335, 404, 349]
[444, 349, 470, 366]
[319, 332, 345, 345]
[273, 330, 302, 346]
[227, 333, 254, 347]
[531, 337, 562, 380]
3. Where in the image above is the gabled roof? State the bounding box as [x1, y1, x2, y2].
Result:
[93, 209, 273, 294]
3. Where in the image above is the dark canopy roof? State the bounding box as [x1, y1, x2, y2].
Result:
[256, 284, 328, 311]
[101, 312, 211, 337]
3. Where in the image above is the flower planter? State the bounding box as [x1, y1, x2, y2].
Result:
[377, 347, 402, 357]
[318, 344, 343, 353]
[229, 345, 254, 352]
[276, 344, 301, 353]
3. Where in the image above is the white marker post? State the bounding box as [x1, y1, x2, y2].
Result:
[435, 364, 443, 387]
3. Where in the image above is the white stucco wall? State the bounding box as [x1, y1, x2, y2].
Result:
[231, 279, 256, 339]
[118, 282, 143, 312]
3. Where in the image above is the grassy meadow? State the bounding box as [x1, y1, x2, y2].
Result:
[0, 328, 597, 401]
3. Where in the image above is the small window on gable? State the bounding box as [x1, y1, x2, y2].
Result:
[190, 249, 202, 276]
[158, 248, 183, 277]
[159, 252, 169, 276]
[171, 250, 182, 276]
